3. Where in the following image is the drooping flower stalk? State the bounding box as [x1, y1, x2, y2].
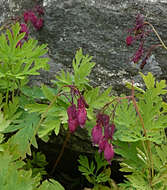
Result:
[50, 85, 88, 174]
[126, 14, 167, 69]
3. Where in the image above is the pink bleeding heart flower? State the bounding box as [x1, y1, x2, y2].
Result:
[104, 142, 114, 164]
[77, 97, 87, 127]
[97, 113, 110, 127]
[67, 104, 79, 133]
[68, 118, 79, 133]
[23, 11, 30, 23]
[67, 104, 77, 120]
[104, 123, 115, 140]
[91, 124, 102, 145]
[29, 11, 37, 25]
[23, 11, 37, 25]
[98, 137, 108, 153]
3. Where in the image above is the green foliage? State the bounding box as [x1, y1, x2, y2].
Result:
[113, 72, 167, 189]
[114, 98, 143, 142]
[84, 87, 113, 120]
[24, 152, 48, 178]
[0, 140, 64, 190]
[78, 152, 112, 189]
[0, 22, 49, 93]
[25, 48, 99, 140]
[115, 72, 167, 144]
[151, 144, 167, 189]
[21, 85, 45, 100]
[54, 48, 95, 91]
[38, 179, 65, 190]
[5, 112, 39, 158]
[72, 48, 95, 87]
[0, 97, 22, 132]
[113, 141, 145, 171]
[0, 144, 39, 190]
[24, 85, 67, 141]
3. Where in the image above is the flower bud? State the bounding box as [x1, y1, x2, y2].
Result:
[126, 35, 133, 46]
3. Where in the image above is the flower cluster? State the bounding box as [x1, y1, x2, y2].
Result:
[91, 113, 115, 163]
[126, 14, 151, 68]
[66, 86, 88, 133]
[23, 5, 44, 30]
[16, 5, 44, 47]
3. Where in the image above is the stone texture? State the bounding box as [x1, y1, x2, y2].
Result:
[36, 0, 167, 94]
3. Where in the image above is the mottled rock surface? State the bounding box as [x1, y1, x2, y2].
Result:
[37, 0, 167, 94]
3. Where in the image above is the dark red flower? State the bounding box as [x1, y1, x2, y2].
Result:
[104, 142, 114, 164]
[104, 123, 115, 140]
[23, 11, 37, 24]
[67, 104, 79, 133]
[67, 104, 77, 119]
[68, 118, 79, 133]
[135, 14, 145, 32]
[34, 18, 43, 30]
[98, 137, 108, 153]
[20, 23, 28, 33]
[35, 5, 44, 16]
[97, 113, 110, 127]
[76, 97, 87, 127]
[23, 11, 30, 23]
[126, 36, 133, 46]
[77, 107, 87, 127]
[128, 14, 145, 35]
[91, 124, 102, 145]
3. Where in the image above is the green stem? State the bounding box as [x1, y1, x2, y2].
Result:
[12, 89, 15, 102]
[148, 141, 154, 181]
[6, 79, 10, 104]
[131, 82, 154, 186]
[6, 89, 9, 104]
